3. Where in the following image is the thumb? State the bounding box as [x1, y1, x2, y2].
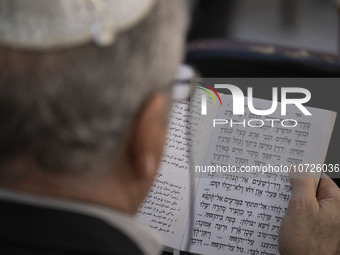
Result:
[286, 168, 319, 216]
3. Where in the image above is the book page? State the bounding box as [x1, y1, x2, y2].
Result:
[137, 102, 192, 249]
[181, 94, 336, 255]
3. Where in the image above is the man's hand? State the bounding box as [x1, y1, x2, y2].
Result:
[279, 172, 340, 255]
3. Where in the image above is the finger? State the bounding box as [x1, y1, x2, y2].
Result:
[289, 168, 319, 202]
[286, 168, 319, 216]
[317, 173, 340, 200]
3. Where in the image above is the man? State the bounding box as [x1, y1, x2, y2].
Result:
[0, 0, 339, 255]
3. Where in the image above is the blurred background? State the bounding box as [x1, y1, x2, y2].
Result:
[188, 0, 339, 54]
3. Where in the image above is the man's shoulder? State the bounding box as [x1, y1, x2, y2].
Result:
[0, 200, 145, 255]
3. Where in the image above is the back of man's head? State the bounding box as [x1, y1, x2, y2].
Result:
[0, 0, 189, 177]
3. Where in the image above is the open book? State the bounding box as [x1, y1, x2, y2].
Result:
[138, 92, 336, 255]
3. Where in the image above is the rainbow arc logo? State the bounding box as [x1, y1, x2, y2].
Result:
[197, 82, 222, 115]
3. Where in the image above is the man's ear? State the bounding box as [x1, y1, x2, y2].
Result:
[128, 93, 169, 179]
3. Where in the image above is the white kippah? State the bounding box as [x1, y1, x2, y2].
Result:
[0, 0, 156, 50]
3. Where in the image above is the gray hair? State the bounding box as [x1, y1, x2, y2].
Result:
[0, 0, 189, 174]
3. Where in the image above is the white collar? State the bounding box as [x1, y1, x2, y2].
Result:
[0, 186, 162, 255]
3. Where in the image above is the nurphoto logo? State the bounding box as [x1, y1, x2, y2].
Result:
[199, 84, 311, 116]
